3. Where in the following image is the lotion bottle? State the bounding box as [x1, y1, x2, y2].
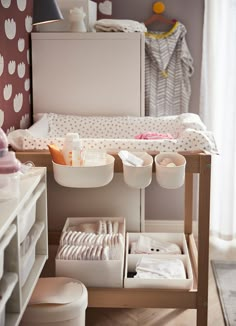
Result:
[72, 137, 84, 167]
[62, 133, 80, 166]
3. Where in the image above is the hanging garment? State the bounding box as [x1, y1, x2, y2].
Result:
[145, 22, 194, 117]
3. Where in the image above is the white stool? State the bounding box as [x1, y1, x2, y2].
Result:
[20, 277, 88, 326]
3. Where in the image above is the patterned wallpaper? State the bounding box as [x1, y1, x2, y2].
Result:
[0, 0, 33, 133]
[94, 0, 112, 19]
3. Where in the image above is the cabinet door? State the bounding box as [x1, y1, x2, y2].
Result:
[32, 33, 144, 116]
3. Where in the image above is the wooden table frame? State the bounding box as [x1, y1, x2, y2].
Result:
[16, 151, 211, 326]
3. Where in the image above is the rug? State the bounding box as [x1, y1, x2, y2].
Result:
[211, 260, 236, 326]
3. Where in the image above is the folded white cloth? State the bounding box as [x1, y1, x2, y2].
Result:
[130, 235, 182, 255]
[134, 256, 186, 279]
[95, 19, 147, 33]
[59, 231, 124, 260]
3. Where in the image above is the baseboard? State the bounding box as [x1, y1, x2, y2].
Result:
[145, 219, 198, 236]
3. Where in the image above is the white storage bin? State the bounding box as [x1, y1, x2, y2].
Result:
[56, 217, 125, 287]
[124, 233, 193, 290]
[155, 152, 186, 189]
[20, 222, 45, 287]
[52, 154, 115, 188]
[122, 152, 153, 189]
[21, 277, 88, 326]
[0, 273, 18, 326]
[0, 224, 16, 280]
[18, 183, 45, 243]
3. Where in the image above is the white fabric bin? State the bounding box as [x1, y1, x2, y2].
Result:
[21, 277, 88, 326]
[124, 233, 193, 290]
[56, 217, 125, 287]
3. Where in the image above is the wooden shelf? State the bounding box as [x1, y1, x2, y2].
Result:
[16, 150, 203, 173]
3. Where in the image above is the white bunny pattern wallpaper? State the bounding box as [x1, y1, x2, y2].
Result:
[0, 0, 33, 133]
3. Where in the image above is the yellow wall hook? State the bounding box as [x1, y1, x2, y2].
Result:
[152, 2, 165, 14]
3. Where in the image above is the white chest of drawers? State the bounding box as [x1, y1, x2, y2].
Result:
[0, 168, 48, 326]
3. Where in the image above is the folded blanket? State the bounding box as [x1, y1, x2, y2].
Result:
[95, 19, 147, 33]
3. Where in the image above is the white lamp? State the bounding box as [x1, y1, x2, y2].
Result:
[33, 0, 64, 25]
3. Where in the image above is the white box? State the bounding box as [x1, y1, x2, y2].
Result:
[0, 273, 18, 326]
[124, 233, 193, 290]
[38, 0, 97, 32]
[20, 222, 45, 287]
[18, 184, 45, 243]
[0, 224, 16, 280]
[56, 217, 125, 287]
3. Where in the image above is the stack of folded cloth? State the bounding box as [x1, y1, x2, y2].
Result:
[57, 230, 124, 260]
[94, 19, 147, 32]
[134, 256, 186, 279]
[68, 220, 120, 234]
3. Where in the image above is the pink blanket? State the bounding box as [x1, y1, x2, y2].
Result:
[135, 132, 174, 140]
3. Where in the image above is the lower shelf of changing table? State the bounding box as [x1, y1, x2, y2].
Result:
[87, 234, 198, 309]
[88, 287, 198, 309]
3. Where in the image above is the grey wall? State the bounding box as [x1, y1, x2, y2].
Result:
[112, 0, 204, 114]
[112, 0, 204, 220]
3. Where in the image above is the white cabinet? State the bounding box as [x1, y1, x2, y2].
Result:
[31, 32, 145, 116]
[0, 168, 48, 326]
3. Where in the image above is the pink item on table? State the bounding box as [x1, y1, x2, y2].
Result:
[135, 132, 174, 140]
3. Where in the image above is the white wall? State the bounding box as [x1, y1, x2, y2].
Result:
[112, 0, 204, 221]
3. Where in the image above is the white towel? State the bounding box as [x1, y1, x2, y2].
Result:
[95, 19, 147, 33]
[131, 235, 182, 255]
[135, 256, 186, 279]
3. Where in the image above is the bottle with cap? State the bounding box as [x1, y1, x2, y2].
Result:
[62, 133, 80, 166]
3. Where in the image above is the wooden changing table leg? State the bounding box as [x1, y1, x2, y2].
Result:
[185, 172, 194, 235]
[197, 154, 211, 326]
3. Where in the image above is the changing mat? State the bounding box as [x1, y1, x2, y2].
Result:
[8, 113, 218, 153]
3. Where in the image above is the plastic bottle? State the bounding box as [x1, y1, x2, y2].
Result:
[0, 151, 21, 200]
[62, 133, 80, 166]
[0, 127, 8, 157]
[72, 138, 84, 167]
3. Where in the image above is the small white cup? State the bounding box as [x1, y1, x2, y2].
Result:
[155, 152, 186, 189]
[123, 152, 153, 189]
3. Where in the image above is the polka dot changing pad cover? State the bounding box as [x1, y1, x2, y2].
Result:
[15, 113, 218, 153]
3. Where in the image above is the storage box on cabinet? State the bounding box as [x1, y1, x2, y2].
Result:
[0, 224, 16, 280]
[20, 222, 45, 287]
[124, 233, 193, 290]
[0, 273, 18, 325]
[18, 183, 45, 243]
[56, 217, 126, 287]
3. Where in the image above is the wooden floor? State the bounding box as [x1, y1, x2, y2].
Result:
[86, 236, 236, 326]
